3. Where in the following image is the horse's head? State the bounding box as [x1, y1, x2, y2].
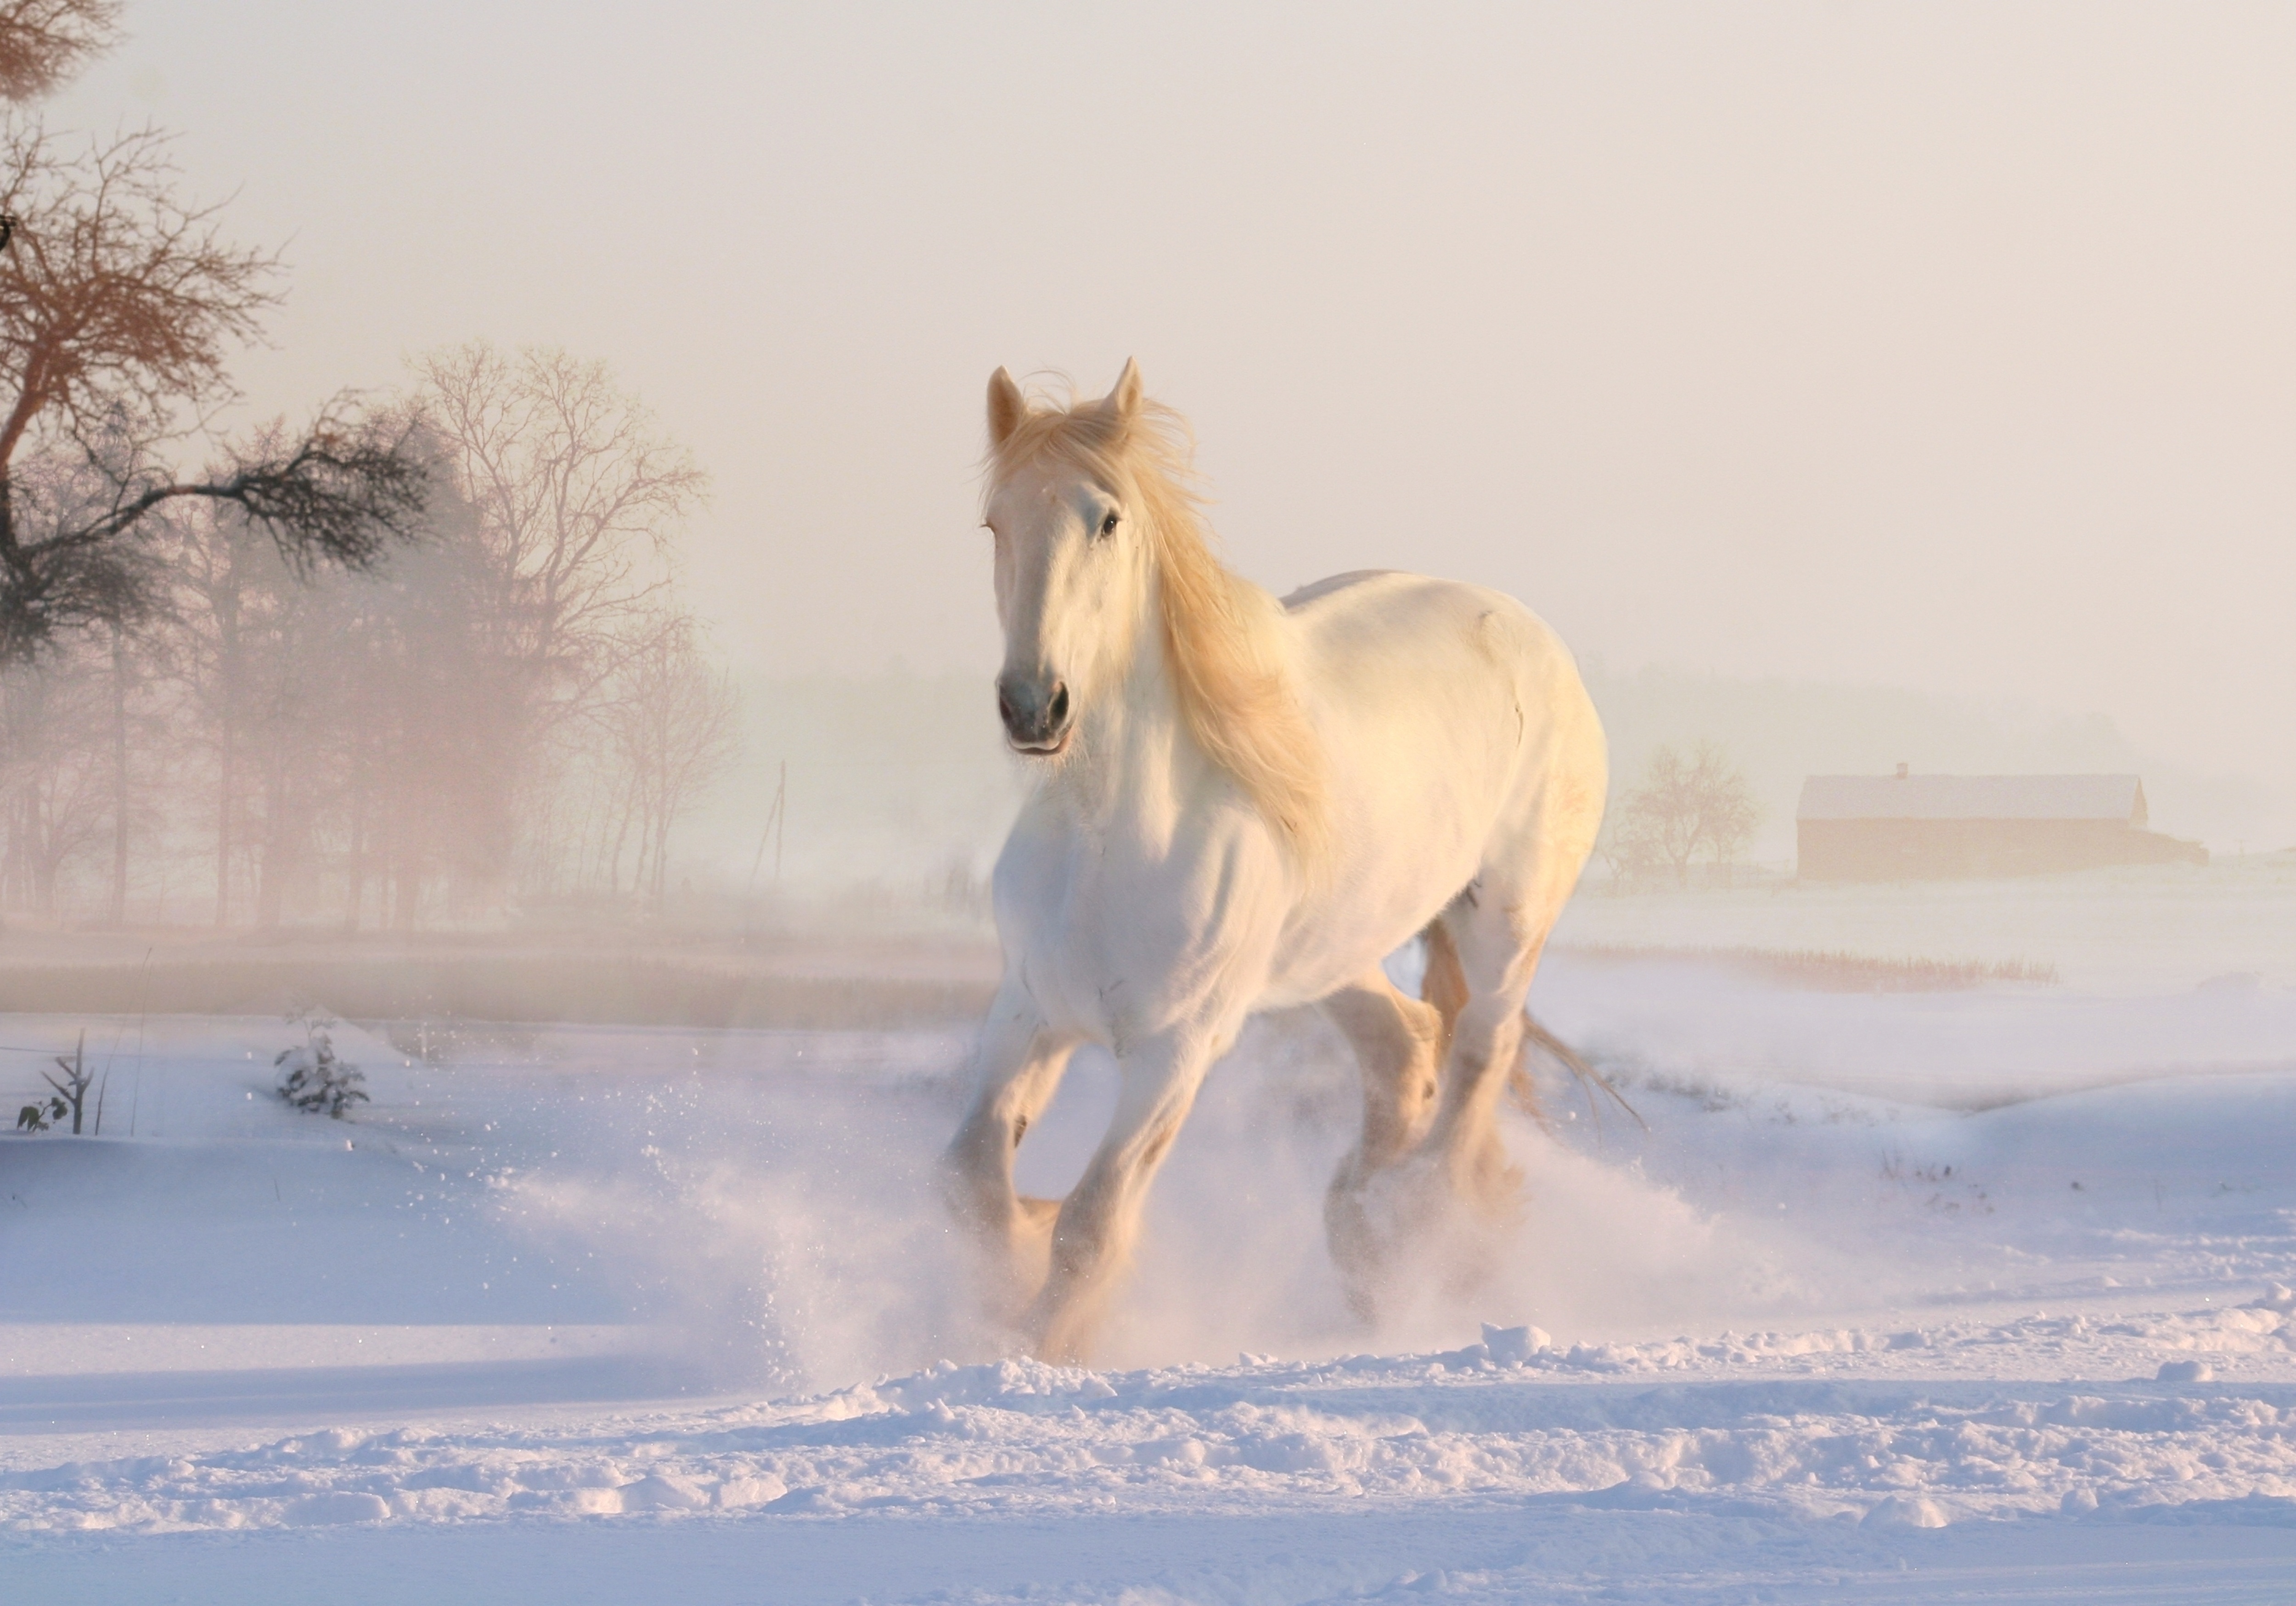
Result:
[979, 360, 1155, 758]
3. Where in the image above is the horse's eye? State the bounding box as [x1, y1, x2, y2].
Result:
[1098, 511, 1120, 538]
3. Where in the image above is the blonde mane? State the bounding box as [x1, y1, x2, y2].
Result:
[989, 387, 1330, 868]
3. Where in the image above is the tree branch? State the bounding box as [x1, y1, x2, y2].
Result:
[0, 404, 430, 662]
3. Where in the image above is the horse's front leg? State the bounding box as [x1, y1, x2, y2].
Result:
[941, 990, 1080, 1325]
[1026, 1026, 1220, 1364]
[1320, 968, 1447, 1322]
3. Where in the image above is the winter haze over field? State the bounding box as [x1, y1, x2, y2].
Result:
[4, 3, 2295, 1605]
[38, 0, 2296, 858]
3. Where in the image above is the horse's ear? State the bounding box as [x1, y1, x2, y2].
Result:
[987, 367, 1027, 447]
[1103, 358, 1142, 424]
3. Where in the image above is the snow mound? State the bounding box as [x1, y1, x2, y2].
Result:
[7, 1313, 2296, 1537]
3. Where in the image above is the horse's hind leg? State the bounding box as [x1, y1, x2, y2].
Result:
[942, 993, 1080, 1325]
[1320, 968, 1446, 1321]
[1423, 873, 1575, 1217]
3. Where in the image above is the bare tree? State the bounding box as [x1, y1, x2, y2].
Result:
[412, 343, 707, 897]
[39, 1025, 90, 1131]
[413, 342, 704, 703]
[0, 123, 427, 662]
[102, 615, 128, 918]
[156, 449, 542, 932]
[1608, 740, 1761, 889]
[0, 630, 102, 912]
[0, 0, 118, 103]
[167, 500, 262, 923]
[332, 473, 523, 928]
[600, 612, 739, 906]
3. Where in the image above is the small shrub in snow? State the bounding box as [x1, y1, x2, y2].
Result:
[40, 1030, 95, 1133]
[15, 1030, 95, 1135]
[15, 1095, 66, 1133]
[276, 1014, 368, 1119]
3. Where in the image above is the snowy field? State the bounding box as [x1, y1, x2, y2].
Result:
[1554, 854, 2296, 993]
[5, 885, 2296, 1602]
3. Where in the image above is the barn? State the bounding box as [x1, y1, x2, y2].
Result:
[1795, 769, 2208, 882]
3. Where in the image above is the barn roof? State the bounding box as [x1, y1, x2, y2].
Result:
[1797, 774, 2147, 824]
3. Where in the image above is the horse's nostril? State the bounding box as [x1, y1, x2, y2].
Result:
[997, 676, 1067, 745]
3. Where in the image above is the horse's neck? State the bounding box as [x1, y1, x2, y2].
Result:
[1053, 582, 1197, 833]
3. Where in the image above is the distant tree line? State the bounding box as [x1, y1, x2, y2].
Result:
[0, 5, 740, 927]
[0, 344, 741, 927]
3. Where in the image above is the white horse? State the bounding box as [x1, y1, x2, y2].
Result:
[943, 361, 1607, 1361]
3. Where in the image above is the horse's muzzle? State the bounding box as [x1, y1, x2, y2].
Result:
[998, 674, 1071, 754]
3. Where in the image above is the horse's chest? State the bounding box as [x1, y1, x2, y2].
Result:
[997, 813, 1279, 1046]
[1014, 858, 1182, 1039]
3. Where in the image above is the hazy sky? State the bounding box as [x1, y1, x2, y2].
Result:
[44, 3, 2296, 817]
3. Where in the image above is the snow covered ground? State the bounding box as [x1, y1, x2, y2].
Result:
[4, 915, 2296, 1602]
[1553, 854, 2296, 993]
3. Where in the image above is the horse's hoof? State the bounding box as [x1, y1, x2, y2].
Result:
[1026, 1304, 1100, 1367]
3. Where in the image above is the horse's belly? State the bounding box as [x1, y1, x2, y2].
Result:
[1257, 832, 1479, 1007]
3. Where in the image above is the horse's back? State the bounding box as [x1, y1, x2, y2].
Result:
[1280, 569, 1397, 611]
[1285, 570, 1598, 774]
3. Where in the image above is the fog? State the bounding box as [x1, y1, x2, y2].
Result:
[28, 0, 2290, 862]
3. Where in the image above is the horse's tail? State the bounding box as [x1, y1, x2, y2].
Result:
[1419, 919, 1644, 1135]
[1519, 1014, 1645, 1135]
